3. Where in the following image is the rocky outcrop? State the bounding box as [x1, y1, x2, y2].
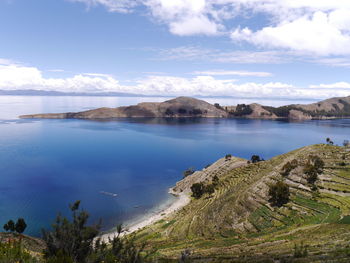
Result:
[288, 109, 312, 120]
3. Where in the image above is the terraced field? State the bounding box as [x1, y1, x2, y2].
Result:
[133, 144, 350, 262]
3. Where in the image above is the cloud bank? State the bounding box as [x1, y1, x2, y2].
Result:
[1, 60, 349, 99]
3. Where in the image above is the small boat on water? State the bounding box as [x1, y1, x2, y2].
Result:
[100, 191, 118, 197]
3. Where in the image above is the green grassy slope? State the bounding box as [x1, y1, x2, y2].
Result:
[135, 144, 350, 262]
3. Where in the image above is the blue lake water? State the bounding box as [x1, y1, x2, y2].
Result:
[0, 96, 349, 236]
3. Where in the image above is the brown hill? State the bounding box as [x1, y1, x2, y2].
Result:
[19, 96, 228, 119]
[19, 95, 350, 120]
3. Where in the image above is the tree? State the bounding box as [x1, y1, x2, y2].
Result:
[326, 137, 334, 145]
[268, 181, 290, 207]
[303, 155, 324, 184]
[225, 154, 232, 161]
[191, 183, 204, 199]
[42, 200, 100, 263]
[3, 220, 15, 233]
[251, 155, 263, 163]
[15, 218, 27, 234]
[212, 175, 219, 186]
[183, 167, 195, 178]
[3, 223, 9, 232]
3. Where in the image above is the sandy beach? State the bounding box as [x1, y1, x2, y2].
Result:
[99, 191, 190, 242]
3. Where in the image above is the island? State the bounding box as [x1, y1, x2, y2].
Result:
[19, 95, 350, 120]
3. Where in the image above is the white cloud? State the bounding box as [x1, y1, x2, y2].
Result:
[69, 0, 139, 13]
[192, 70, 272, 77]
[70, 0, 350, 55]
[313, 57, 350, 67]
[157, 46, 293, 64]
[310, 82, 350, 90]
[231, 11, 350, 56]
[145, 0, 221, 36]
[0, 61, 349, 99]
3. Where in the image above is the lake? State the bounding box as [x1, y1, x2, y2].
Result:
[0, 96, 349, 236]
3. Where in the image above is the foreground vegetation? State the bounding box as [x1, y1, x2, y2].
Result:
[0, 201, 152, 263]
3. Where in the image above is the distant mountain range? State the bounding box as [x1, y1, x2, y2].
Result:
[19, 95, 350, 120]
[0, 89, 144, 97]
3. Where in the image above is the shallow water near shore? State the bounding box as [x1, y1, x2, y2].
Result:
[0, 96, 349, 236]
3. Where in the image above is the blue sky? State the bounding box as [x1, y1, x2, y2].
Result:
[1, 0, 350, 99]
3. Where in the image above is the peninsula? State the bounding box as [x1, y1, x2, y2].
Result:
[19, 95, 350, 120]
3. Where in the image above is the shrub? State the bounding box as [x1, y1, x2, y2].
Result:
[214, 103, 223, 110]
[280, 160, 298, 177]
[231, 104, 253, 116]
[225, 154, 232, 160]
[183, 167, 195, 178]
[251, 155, 264, 163]
[212, 175, 219, 186]
[42, 200, 101, 263]
[191, 183, 204, 199]
[42, 201, 148, 263]
[191, 182, 216, 199]
[178, 108, 187, 114]
[344, 140, 350, 147]
[303, 155, 324, 184]
[326, 137, 334, 145]
[268, 181, 290, 207]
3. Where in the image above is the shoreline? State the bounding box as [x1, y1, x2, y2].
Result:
[99, 190, 190, 242]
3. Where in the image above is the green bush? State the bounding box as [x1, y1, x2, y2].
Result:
[251, 155, 264, 163]
[42, 201, 149, 263]
[230, 104, 253, 116]
[42, 200, 100, 263]
[303, 155, 324, 184]
[183, 168, 195, 178]
[191, 183, 205, 199]
[225, 154, 232, 160]
[191, 182, 216, 199]
[268, 181, 290, 207]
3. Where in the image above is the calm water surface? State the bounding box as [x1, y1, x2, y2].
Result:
[0, 96, 349, 236]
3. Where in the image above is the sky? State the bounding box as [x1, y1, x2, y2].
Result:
[1, 0, 350, 99]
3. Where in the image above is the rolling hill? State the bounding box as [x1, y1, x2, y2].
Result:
[19, 95, 350, 120]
